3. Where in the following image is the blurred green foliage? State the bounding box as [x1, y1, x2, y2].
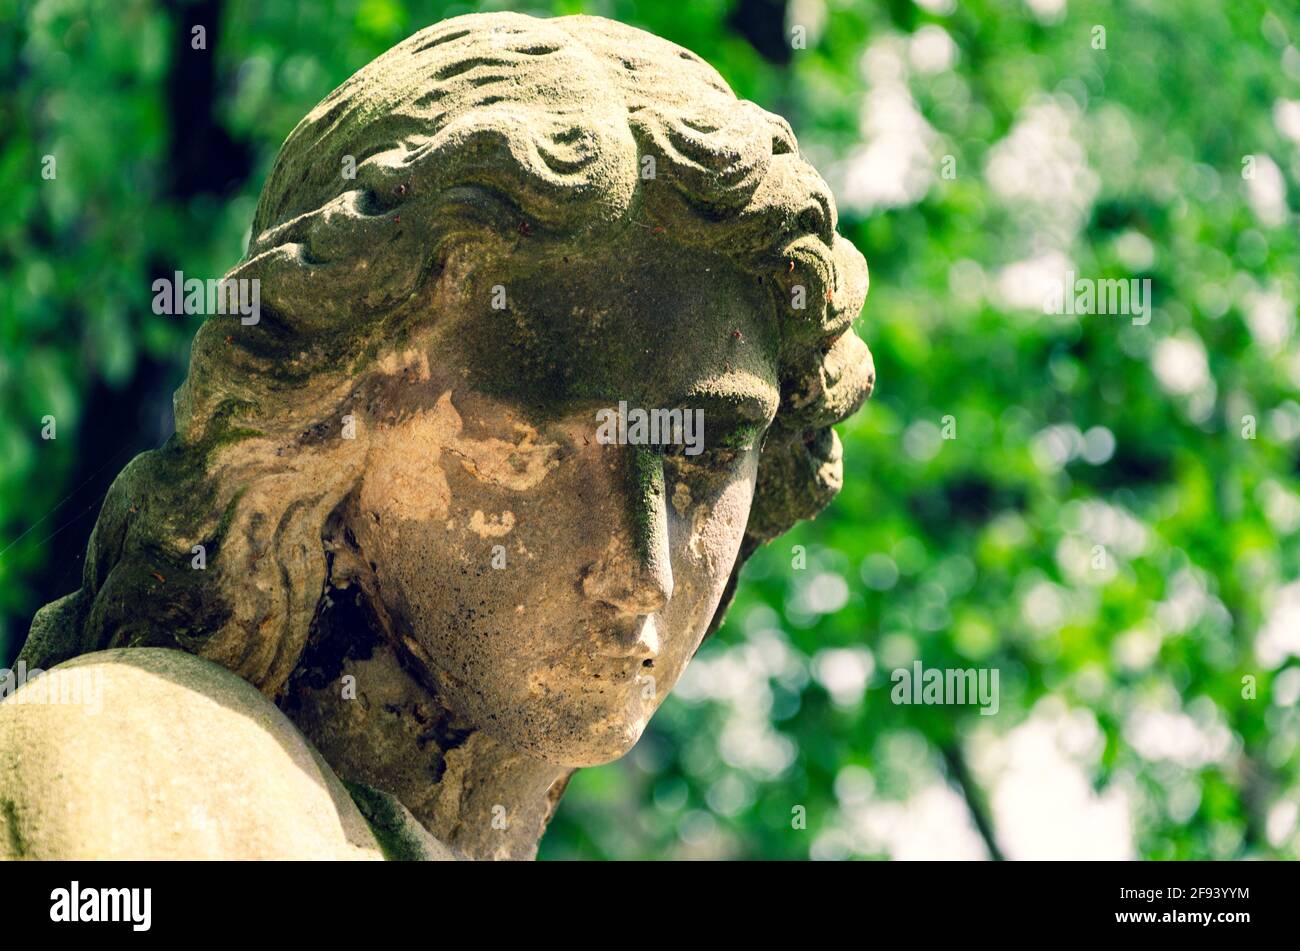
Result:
[2, 0, 1298, 859]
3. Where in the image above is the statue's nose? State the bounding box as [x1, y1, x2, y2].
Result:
[580, 447, 674, 616]
[583, 553, 673, 616]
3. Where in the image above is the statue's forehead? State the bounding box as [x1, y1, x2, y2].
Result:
[447, 233, 781, 418]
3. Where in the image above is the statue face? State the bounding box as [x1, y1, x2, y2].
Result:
[349, 224, 780, 766]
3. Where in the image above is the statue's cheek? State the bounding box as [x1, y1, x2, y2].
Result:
[356, 400, 463, 527]
[676, 465, 757, 579]
[358, 446, 454, 527]
[664, 466, 757, 650]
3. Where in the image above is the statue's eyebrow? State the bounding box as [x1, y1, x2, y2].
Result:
[680, 388, 778, 425]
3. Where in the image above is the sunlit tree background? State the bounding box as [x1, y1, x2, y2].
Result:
[3, 0, 1299, 859]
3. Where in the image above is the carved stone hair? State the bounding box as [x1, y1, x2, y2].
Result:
[21, 12, 874, 694]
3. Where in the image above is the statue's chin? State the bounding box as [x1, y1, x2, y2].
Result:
[559, 714, 653, 769]
[489, 701, 655, 769]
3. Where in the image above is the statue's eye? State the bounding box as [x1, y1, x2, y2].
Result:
[659, 420, 765, 473]
[706, 422, 764, 455]
[660, 442, 736, 463]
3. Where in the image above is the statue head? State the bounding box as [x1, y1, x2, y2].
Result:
[25, 12, 873, 769]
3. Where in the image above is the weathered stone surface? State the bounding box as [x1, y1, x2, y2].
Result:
[0, 649, 401, 859]
[6, 11, 873, 860]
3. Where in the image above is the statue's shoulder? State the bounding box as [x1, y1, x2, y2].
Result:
[0, 647, 450, 860]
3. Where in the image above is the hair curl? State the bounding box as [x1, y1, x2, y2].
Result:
[21, 12, 873, 694]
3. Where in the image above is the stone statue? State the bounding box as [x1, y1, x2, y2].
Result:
[0, 11, 873, 860]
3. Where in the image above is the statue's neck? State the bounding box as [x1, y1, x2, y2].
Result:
[280, 583, 569, 860]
